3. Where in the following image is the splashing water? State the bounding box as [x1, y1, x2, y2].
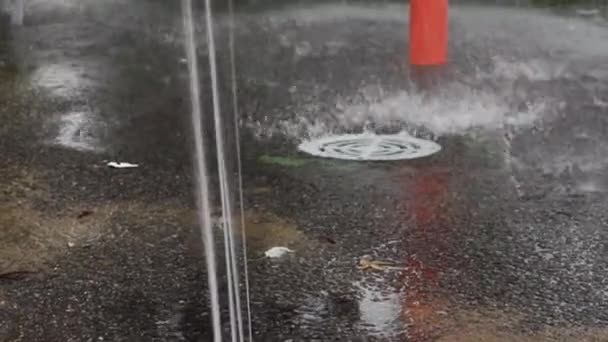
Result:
[238, 3, 608, 143]
[248, 81, 549, 142]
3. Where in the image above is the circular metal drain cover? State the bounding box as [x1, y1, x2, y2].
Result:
[298, 133, 441, 161]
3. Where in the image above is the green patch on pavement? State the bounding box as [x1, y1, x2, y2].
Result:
[258, 154, 311, 167]
[258, 154, 362, 172]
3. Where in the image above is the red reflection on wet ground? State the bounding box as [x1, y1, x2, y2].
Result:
[398, 166, 452, 341]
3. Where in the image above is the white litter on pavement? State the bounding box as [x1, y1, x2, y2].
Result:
[107, 161, 139, 169]
[264, 247, 294, 258]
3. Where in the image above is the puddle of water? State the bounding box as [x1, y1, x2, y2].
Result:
[28, 0, 83, 10]
[51, 111, 103, 152]
[186, 209, 312, 258]
[240, 210, 308, 253]
[576, 179, 604, 193]
[0, 186, 196, 275]
[435, 308, 608, 342]
[0, 202, 106, 274]
[356, 282, 404, 338]
[353, 272, 608, 342]
[30, 63, 88, 98]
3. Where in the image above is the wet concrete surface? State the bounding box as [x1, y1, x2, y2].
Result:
[2, 0, 608, 341]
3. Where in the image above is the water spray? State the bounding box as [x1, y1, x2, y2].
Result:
[297, 1, 449, 161]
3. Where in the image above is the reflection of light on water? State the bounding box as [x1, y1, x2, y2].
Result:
[356, 282, 404, 337]
[27, 0, 85, 13]
[31, 64, 85, 98]
[53, 111, 102, 152]
[576, 180, 603, 193]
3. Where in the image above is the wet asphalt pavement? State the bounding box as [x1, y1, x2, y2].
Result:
[2, 0, 608, 341]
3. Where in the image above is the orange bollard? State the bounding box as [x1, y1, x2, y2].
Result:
[409, 0, 448, 66]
